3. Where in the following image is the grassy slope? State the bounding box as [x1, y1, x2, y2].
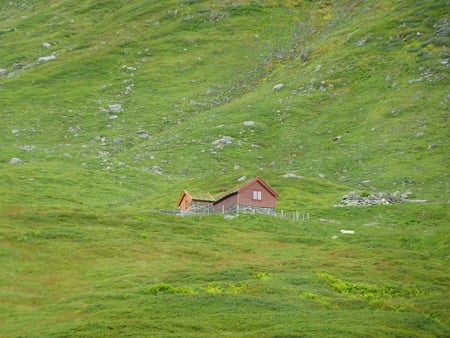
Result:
[0, 0, 448, 208]
[0, 0, 449, 336]
[1, 205, 449, 337]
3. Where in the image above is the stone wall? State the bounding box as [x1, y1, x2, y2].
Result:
[226, 205, 276, 216]
[186, 203, 275, 215]
[190, 202, 214, 214]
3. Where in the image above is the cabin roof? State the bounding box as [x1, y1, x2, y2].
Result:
[177, 190, 215, 207]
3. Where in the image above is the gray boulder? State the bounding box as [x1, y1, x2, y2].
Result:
[283, 173, 304, 179]
[9, 158, 22, 164]
[151, 166, 163, 174]
[212, 136, 234, 149]
[19, 145, 35, 151]
[136, 130, 152, 139]
[37, 55, 56, 63]
[273, 83, 284, 90]
[108, 104, 123, 113]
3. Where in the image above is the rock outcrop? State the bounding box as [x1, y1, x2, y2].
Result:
[336, 191, 411, 206]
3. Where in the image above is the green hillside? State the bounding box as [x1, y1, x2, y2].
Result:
[1, 0, 449, 336]
[1, 0, 448, 207]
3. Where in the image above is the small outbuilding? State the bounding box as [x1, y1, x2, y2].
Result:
[177, 190, 215, 214]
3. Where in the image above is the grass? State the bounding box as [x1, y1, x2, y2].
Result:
[0, 0, 449, 336]
[1, 205, 448, 337]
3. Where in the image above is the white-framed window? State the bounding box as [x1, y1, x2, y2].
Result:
[252, 190, 262, 201]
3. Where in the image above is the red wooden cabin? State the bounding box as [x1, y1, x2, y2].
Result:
[213, 177, 278, 214]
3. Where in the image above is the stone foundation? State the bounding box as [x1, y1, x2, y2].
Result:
[184, 203, 275, 216]
[190, 202, 214, 214]
[225, 205, 276, 216]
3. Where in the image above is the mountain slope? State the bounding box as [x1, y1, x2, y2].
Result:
[1, 2, 449, 337]
[1, 0, 448, 208]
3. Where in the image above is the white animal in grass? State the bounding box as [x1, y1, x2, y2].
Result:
[340, 229, 355, 235]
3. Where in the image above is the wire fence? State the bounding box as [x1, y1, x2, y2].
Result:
[155, 208, 310, 222]
[276, 210, 310, 222]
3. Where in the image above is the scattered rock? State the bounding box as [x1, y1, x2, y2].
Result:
[98, 150, 110, 158]
[113, 138, 125, 144]
[151, 165, 163, 174]
[364, 222, 379, 226]
[283, 173, 304, 179]
[272, 83, 284, 91]
[237, 176, 247, 182]
[9, 158, 22, 165]
[123, 85, 133, 95]
[136, 130, 152, 139]
[42, 42, 51, 49]
[94, 136, 107, 144]
[243, 121, 255, 126]
[356, 37, 368, 46]
[37, 55, 56, 63]
[408, 199, 429, 203]
[19, 145, 35, 151]
[319, 218, 341, 224]
[212, 136, 234, 149]
[108, 104, 123, 113]
[68, 126, 81, 133]
[336, 191, 409, 207]
[122, 66, 137, 71]
[401, 191, 412, 199]
[0, 68, 8, 77]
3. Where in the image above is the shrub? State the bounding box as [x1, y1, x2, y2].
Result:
[144, 283, 195, 295]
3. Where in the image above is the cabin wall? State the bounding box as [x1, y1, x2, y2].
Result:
[214, 193, 238, 213]
[178, 194, 192, 211]
[239, 181, 277, 208]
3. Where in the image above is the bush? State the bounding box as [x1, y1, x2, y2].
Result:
[144, 283, 195, 295]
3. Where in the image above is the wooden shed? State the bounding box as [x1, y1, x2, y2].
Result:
[177, 190, 215, 213]
[213, 177, 278, 215]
